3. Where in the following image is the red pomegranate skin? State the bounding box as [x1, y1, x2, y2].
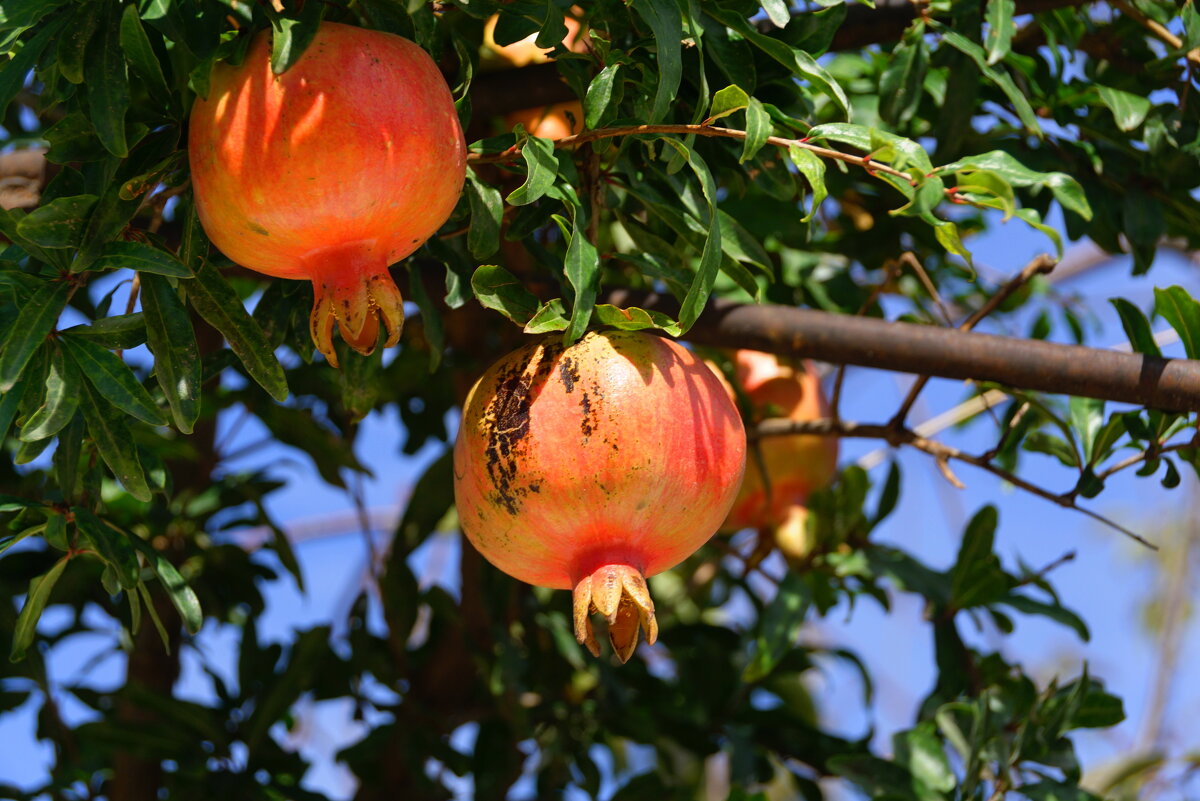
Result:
[722, 351, 839, 533]
[453, 330, 746, 661]
[188, 22, 466, 366]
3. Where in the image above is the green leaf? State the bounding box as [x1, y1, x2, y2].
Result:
[879, 21, 929, 125]
[0, 0, 70, 31]
[706, 84, 750, 124]
[407, 267, 444, 372]
[1154, 286, 1200, 360]
[186, 262, 289, 402]
[84, 3, 131, 157]
[788, 145, 827, 223]
[709, 8, 849, 118]
[93, 241, 191, 277]
[61, 314, 147, 350]
[984, 0, 1015, 64]
[937, 151, 1092, 220]
[893, 722, 955, 795]
[927, 215, 974, 265]
[1096, 85, 1151, 132]
[15, 195, 98, 248]
[0, 15, 67, 118]
[129, 534, 203, 635]
[55, 0, 104, 84]
[948, 505, 1007, 609]
[10, 555, 69, 661]
[1014, 207, 1063, 258]
[1109, 298, 1162, 358]
[74, 508, 140, 590]
[269, 0, 323, 74]
[61, 335, 165, 426]
[562, 217, 600, 344]
[0, 522, 45, 558]
[938, 26, 1041, 134]
[524, 299, 570, 334]
[1069, 396, 1104, 465]
[584, 63, 620, 129]
[593, 304, 681, 336]
[506, 134, 559, 206]
[471, 265, 539, 326]
[0, 280, 69, 392]
[0, 376, 30, 444]
[631, 0, 683, 122]
[740, 97, 772, 163]
[120, 4, 169, 102]
[999, 593, 1090, 641]
[140, 273, 201, 434]
[79, 380, 152, 502]
[761, 0, 791, 28]
[19, 344, 79, 442]
[465, 173, 503, 260]
[744, 573, 811, 683]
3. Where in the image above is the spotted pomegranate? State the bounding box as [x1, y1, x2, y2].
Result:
[188, 22, 466, 367]
[454, 331, 746, 662]
[721, 351, 839, 553]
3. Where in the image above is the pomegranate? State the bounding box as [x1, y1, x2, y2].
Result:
[721, 351, 839, 545]
[504, 100, 583, 140]
[454, 331, 746, 662]
[188, 22, 466, 367]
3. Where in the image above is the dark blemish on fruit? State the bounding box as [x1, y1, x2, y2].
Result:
[580, 391, 593, 437]
[247, 221, 270, 236]
[482, 345, 557, 515]
[559, 356, 580, 393]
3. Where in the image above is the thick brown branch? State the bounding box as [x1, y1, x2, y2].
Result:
[603, 289, 1200, 412]
[890, 254, 1058, 425]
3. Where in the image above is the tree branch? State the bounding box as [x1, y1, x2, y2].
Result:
[753, 416, 1156, 549]
[602, 289, 1200, 412]
[469, 123, 918, 185]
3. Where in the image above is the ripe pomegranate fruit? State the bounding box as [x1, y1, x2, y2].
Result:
[720, 351, 838, 554]
[188, 22, 466, 367]
[454, 331, 746, 662]
[504, 100, 583, 140]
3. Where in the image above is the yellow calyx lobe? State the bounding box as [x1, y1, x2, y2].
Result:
[306, 242, 405, 368]
[573, 564, 658, 664]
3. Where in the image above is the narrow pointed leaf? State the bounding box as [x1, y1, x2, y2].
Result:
[129, 534, 202, 634]
[1154, 286, 1200, 360]
[93, 241, 191, 277]
[186, 262, 288, 402]
[140, 273, 200, 433]
[0, 281, 69, 392]
[1109, 298, 1162, 358]
[10, 556, 69, 661]
[19, 344, 80, 441]
[74, 508, 140, 590]
[506, 134, 558, 206]
[78, 380, 152, 502]
[62, 335, 166, 426]
[631, 0, 683, 122]
[84, 3, 131, 157]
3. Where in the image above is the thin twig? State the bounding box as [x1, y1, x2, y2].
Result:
[468, 123, 919, 185]
[754, 416, 1158, 550]
[889, 254, 1056, 428]
[1109, 0, 1200, 67]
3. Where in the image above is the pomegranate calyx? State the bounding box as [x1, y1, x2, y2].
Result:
[307, 244, 405, 368]
[572, 564, 658, 664]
